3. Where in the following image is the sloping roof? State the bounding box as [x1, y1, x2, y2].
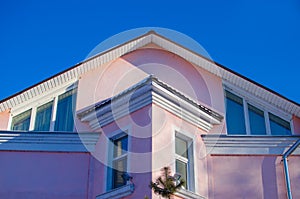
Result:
[1, 31, 299, 117]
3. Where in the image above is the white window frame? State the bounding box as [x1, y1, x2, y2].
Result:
[8, 83, 77, 132]
[106, 128, 130, 191]
[224, 84, 293, 135]
[173, 130, 195, 192]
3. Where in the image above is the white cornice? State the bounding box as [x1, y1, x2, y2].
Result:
[1, 31, 299, 118]
[78, 76, 223, 132]
[0, 132, 100, 152]
[202, 135, 300, 155]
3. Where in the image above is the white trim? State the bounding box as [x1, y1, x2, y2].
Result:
[175, 189, 206, 199]
[29, 106, 37, 131]
[202, 135, 300, 155]
[106, 128, 130, 191]
[96, 183, 134, 199]
[173, 129, 196, 193]
[0, 32, 299, 119]
[50, 97, 58, 131]
[0, 132, 100, 152]
[78, 77, 223, 132]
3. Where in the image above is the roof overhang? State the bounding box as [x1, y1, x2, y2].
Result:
[1, 31, 299, 117]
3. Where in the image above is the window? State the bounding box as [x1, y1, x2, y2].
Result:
[225, 90, 292, 135]
[112, 135, 128, 189]
[248, 104, 266, 135]
[269, 113, 291, 135]
[225, 91, 246, 135]
[175, 134, 194, 191]
[10, 88, 77, 132]
[11, 109, 32, 131]
[34, 101, 53, 131]
[55, 89, 77, 131]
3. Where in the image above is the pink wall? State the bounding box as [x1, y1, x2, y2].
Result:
[0, 109, 10, 130]
[0, 151, 91, 199]
[292, 115, 300, 135]
[209, 155, 300, 199]
[91, 105, 153, 199]
[76, 48, 225, 134]
[152, 104, 209, 198]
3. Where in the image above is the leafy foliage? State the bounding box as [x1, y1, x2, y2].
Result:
[149, 167, 184, 199]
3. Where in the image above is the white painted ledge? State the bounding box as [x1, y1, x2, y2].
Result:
[175, 189, 206, 199]
[0, 131, 100, 152]
[202, 135, 300, 155]
[96, 183, 135, 199]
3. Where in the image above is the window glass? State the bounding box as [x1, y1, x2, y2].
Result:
[113, 136, 128, 158]
[112, 135, 128, 189]
[34, 101, 53, 131]
[55, 89, 77, 131]
[248, 104, 266, 135]
[176, 159, 187, 189]
[225, 91, 246, 135]
[175, 136, 188, 158]
[269, 113, 291, 135]
[175, 135, 193, 190]
[11, 109, 32, 131]
[112, 157, 127, 189]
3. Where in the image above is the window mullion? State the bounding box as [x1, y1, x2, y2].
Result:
[29, 107, 37, 131]
[265, 111, 271, 135]
[243, 99, 251, 135]
[50, 97, 58, 131]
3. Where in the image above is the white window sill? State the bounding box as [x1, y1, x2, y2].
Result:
[96, 183, 135, 199]
[175, 189, 206, 199]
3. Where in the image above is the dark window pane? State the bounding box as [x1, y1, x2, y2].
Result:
[175, 137, 188, 158]
[176, 159, 187, 189]
[34, 101, 53, 131]
[248, 104, 266, 135]
[269, 113, 291, 135]
[112, 157, 127, 189]
[55, 89, 77, 131]
[11, 109, 31, 131]
[225, 91, 246, 135]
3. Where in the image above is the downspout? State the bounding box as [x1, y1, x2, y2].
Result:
[282, 139, 300, 199]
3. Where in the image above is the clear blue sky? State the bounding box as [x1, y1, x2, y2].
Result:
[1, 1, 300, 103]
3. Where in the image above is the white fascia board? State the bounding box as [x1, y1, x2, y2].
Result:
[3, 31, 298, 119]
[150, 34, 300, 118]
[0, 132, 100, 152]
[202, 135, 300, 155]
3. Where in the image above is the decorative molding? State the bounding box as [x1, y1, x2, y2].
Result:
[175, 189, 206, 199]
[78, 76, 223, 132]
[96, 183, 134, 199]
[1, 31, 299, 119]
[202, 135, 300, 155]
[0, 131, 100, 152]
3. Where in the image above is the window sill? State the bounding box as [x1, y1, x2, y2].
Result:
[175, 189, 206, 199]
[96, 183, 135, 199]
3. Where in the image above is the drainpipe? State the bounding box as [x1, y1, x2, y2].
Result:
[282, 139, 300, 199]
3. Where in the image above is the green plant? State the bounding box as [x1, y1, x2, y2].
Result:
[149, 167, 184, 199]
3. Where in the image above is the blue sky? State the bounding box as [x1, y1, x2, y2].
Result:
[1, 1, 300, 103]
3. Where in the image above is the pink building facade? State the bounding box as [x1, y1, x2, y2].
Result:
[0, 31, 299, 199]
